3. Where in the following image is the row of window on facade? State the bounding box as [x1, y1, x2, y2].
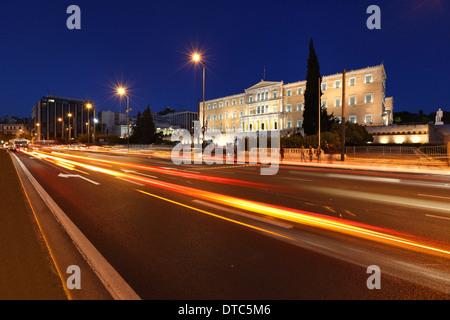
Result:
[1, 126, 26, 130]
[207, 93, 374, 122]
[205, 74, 374, 110]
[206, 114, 374, 133]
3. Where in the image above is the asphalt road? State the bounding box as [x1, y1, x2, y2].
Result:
[11, 148, 450, 299]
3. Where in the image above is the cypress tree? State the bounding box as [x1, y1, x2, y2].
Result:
[303, 38, 322, 136]
[141, 105, 156, 144]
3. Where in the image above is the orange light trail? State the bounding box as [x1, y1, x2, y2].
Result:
[45, 151, 278, 190]
[27, 150, 450, 258]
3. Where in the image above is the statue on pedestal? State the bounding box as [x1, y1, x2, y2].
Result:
[435, 108, 444, 125]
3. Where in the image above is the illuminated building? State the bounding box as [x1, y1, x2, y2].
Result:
[200, 64, 393, 135]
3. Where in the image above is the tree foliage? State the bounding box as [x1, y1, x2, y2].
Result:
[131, 105, 156, 144]
[330, 122, 373, 145]
[302, 38, 334, 135]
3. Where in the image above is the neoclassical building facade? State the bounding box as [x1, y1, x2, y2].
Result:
[200, 64, 393, 135]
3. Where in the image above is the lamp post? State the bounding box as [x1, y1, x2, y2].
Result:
[117, 88, 131, 152]
[86, 103, 92, 148]
[193, 53, 206, 142]
[36, 123, 40, 142]
[68, 113, 72, 146]
[58, 118, 64, 143]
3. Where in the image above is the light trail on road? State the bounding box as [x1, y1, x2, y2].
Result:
[22, 149, 450, 259]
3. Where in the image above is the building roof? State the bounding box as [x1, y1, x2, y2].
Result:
[245, 80, 283, 91]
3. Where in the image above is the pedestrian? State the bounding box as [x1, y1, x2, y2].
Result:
[316, 146, 322, 163]
[300, 145, 306, 162]
[280, 145, 285, 161]
[308, 146, 314, 162]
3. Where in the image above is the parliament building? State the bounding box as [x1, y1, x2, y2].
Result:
[200, 64, 393, 135]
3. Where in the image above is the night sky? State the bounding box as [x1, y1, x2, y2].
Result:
[0, 0, 448, 119]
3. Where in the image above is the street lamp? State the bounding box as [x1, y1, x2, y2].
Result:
[36, 123, 40, 142]
[58, 118, 64, 143]
[68, 113, 72, 146]
[192, 53, 206, 142]
[117, 87, 131, 151]
[86, 103, 92, 148]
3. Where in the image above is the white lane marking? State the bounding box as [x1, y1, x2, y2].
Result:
[419, 193, 450, 200]
[160, 167, 200, 174]
[58, 173, 100, 185]
[281, 177, 312, 182]
[115, 177, 145, 186]
[425, 214, 450, 221]
[12, 153, 141, 300]
[192, 200, 294, 229]
[326, 173, 401, 183]
[120, 169, 158, 179]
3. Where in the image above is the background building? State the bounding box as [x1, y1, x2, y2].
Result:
[98, 110, 127, 136]
[31, 95, 94, 142]
[200, 64, 393, 135]
[159, 110, 198, 134]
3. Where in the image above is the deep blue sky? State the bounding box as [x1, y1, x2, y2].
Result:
[0, 0, 448, 118]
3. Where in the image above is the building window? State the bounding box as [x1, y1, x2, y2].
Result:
[261, 123, 265, 130]
[349, 77, 356, 86]
[239, 111, 244, 118]
[334, 98, 341, 107]
[213, 103, 217, 109]
[297, 120, 303, 127]
[287, 89, 292, 96]
[225, 113, 229, 119]
[286, 104, 292, 112]
[273, 91, 277, 99]
[286, 121, 292, 128]
[249, 124, 253, 131]
[274, 122, 277, 130]
[297, 87, 303, 95]
[240, 98, 244, 104]
[265, 92, 268, 99]
[232, 99, 236, 105]
[365, 114, 373, 124]
[365, 93, 373, 103]
[213, 115, 217, 120]
[321, 82, 327, 91]
[321, 99, 327, 108]
[349, 116, 357, 123]
[365, 74, 373, 83]
[232, 111, 236, 118]
[207, 116, 211, 121]
[335, 80, 341, 88]
[232, 125, 236, 132]
[219, 102, 223, 108]
[297, 103, 303, 111]
[207, 104, 211, 110]
[219, 114, 223, 120]
[249, 96, 253, 103]
[349, 96, 356, 106]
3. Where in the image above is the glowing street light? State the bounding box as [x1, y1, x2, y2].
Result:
[192, 53, 206, 142]
[86, 103, 93, 148]
[117, 87, 131, 151]
[68, 113, 73, 145]
[36, 123, 40, 142]
[58, 118, 64, 143]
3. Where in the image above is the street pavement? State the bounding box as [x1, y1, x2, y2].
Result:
[2, 147, 450, 300]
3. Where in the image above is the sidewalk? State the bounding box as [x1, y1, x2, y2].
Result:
[0, 149, 67, 300]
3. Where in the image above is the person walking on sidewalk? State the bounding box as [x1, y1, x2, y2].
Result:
[280, 145, 285, 161]
[308, 146, 314, 162]
[300, 145, 306, 162]
[316, 146, 322, 163]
